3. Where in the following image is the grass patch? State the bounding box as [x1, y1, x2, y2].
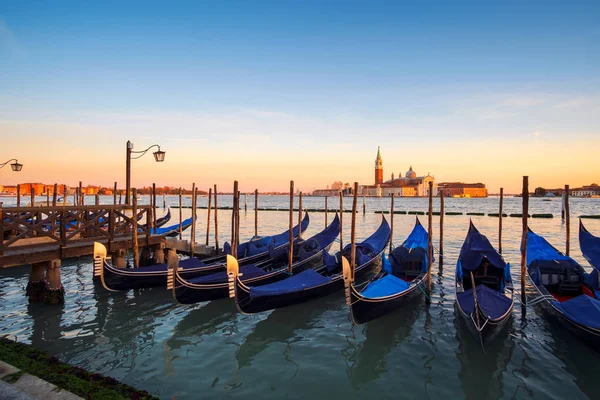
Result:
[0, 338, 157, 400]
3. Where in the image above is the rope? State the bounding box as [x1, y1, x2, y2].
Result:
[470, 313, 491, 332]
[416, 281, 432, 301]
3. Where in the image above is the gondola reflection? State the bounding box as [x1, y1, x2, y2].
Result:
[454, 313, 515, 400]
[346, 299, 424, 387]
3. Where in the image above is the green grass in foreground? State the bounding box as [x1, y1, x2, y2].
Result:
[0, 337, 158, 400]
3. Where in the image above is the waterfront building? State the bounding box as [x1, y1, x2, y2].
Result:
[437, 182, 488, 198]
[312, 188, 342, 197]
[362, 148, 436, 197]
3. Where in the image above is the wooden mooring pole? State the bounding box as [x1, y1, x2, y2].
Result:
[191, 183, 197, 257]
[52, 184, 58, 206]
[214, 185, 219, 254]
[231, 182, 237, 258]
[30, 184, 35, 207]
[565, 184, 570, 256]
[17, 184, 21, 207]
[339, 192, 343, 252]
[351, 183, 358, 271]
[132, 188, 139, 268]
[362, 193, 366, 215]
[439, 190, 444, 267]
[325, 196, 328, 228]
[79, 181, 83, 206]
[520, 176, 529, 305]
[178, 187, 183, 239]
[499, 187, 504, 254]
[389, 194, 395, 253]
[236, 190, 241, 250]
[114, 182, 117, 205]
[152, 183, 157, 231]
[298, 191, 303, 239]
[426, 181, 433, 296]
[206, 187, 212, 246]
[254, 189, 258, 237]
[288, 181, 294, 273]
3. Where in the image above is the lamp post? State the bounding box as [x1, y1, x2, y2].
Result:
[125, 141, 165, 205]
[0, 159, 23, 172]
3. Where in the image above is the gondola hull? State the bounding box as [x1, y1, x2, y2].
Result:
[235, 251, 383, 314]
[174, 245, 331, 304]
[349, 274, 426, 325]
[454, 297, 512, 347]
[96, 213, 310, 291]
[98, 242, 286, 291]
[528, 273, 600, 352]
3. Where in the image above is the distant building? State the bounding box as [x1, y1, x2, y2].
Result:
[312, 189, 342, 197]
[362, 148, 436, 197]
[0, 185, 18, 194]
[571, 184, 600, 197]
[82, 186, 100, 195]
[438, 182, 488, 198]
[20, 183, 45, 195]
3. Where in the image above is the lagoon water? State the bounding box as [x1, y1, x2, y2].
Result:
[1, 195, 600, 399]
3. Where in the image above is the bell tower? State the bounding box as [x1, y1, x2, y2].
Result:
[374, 146, 383, 184]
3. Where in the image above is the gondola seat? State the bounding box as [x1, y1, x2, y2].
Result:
[462, 260, 504, 291]
[390, 246, 426, 280]
[530, 259, 584, 296]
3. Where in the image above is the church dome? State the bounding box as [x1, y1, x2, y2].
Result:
[405, 166, 417, 179]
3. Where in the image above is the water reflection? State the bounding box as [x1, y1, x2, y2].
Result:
[346, 300, 423, 387]
[236, 295, 341, 369]
[455, 313, 515, 400]
[167, 300, 238, 351]
[533, 308, 600, 399]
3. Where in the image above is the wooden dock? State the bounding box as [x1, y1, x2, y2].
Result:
[0, 204, 165, 268]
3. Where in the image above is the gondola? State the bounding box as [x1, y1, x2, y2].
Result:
[231, 216, 390, 314]
[527, 228, 600, 351]
[94, 213, 310, 291]
[345, 217, 430, 325]
[149, 214, 193, 237]
[580, 220, 600, 275]
[170, 214, 338, 304]
[455, 222, 513, 351]
[139, 208, 172, 230]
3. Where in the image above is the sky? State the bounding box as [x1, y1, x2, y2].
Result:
[0, 1, 599, 193]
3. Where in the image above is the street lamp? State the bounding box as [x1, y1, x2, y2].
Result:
[125, 141, 165, 205]
[0, 159, 23, 172]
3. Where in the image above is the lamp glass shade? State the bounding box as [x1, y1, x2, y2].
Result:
[10, 162, 23, 172]
[153, 150, 165, 162]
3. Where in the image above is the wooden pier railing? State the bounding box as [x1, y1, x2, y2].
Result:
[0, 205, 160, 267]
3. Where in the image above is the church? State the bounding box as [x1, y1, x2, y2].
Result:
[361, 147, 436, 197]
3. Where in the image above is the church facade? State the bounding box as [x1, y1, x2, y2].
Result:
[362, 147, 437, 197]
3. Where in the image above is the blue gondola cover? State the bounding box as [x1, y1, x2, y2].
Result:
[360, 274, 410, 298]
[580, 222, 600, 271]
[189, 264, 267, 284]
[553, 295, 600, 330]
[456, 223, 510, 284]
[457, 284, 513, 320]
[249, 269, 332, 299]
[139, 257, 207, 273]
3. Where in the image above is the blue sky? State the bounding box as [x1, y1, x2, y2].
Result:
[1, 1, 599, 192]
